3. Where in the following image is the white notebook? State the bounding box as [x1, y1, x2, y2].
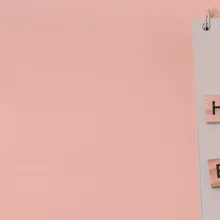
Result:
[192, 15, 220, 220]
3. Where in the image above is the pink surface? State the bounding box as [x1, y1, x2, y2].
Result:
[0, 1, 213, 220]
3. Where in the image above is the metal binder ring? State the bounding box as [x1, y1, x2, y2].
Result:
[203, 8, 211, 31]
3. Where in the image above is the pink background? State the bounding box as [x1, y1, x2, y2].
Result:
[0, 1, 216, 220]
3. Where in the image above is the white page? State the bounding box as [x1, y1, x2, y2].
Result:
[193, 18, 220, 220]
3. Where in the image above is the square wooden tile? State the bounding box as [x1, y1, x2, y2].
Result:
[205, 95, 220, 123]
[208, 158, 220, 188]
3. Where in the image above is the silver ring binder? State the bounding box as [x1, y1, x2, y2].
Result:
[203, 8, 211, 31]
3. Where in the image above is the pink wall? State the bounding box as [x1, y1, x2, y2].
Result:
[0, 1, 215, 220]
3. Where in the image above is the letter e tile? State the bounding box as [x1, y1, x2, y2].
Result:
[208, 158, 220, 188]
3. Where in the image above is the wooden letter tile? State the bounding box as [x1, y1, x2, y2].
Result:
[205, 95, 220, 123]
[208, 158, 220, 188]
